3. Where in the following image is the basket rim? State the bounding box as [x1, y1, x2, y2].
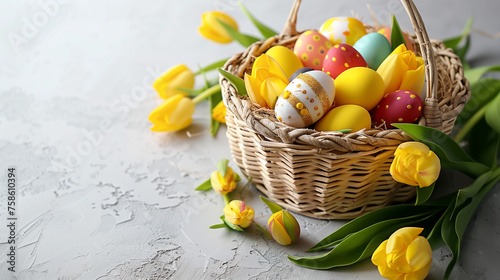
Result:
[219, 1, 470, 152]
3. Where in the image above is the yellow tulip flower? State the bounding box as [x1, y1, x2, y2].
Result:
[198, 11, 238, 44]
[372, 227, 432, 280]
[223, 200, 254, 228]
[210, 166, 240, 195]
[212, 100, 227, 124]
[377, 44, 425, 94]
[148, 93, 195, 132]
[244, 54, 289, 109]
[153, 64, 195, 99]
[268, 210, 300, 246]
[390, 142, 441, 188]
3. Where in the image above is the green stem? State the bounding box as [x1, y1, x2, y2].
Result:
[223, 193, 230, 205]
[192, 84, 221, 105]
[255, 222, 273, 240]
[193, 58, 229, 75]
[454, 105, 488, 143]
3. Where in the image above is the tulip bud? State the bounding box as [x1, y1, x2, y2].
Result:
[223, 200, 254, 228]
[268, 210, 300, 245]
[153, 64, 195, 99]
[148, 93, 195, 132]
[390, 141, 441, 188]
[377, 44, 425, 94]
[372, 227, 432, 280]
[211, 166, 240, 195]
[212, 100, 227, 124]
[244, 54, 289, 109]
[198, 11, 238, 44]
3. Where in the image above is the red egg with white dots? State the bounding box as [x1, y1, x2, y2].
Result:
[294, 30, 333, 70]
[322, 44, 367, 79]
[371, 90, 424, 129]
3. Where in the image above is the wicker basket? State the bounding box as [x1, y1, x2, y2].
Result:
[220, 0, 470, 219]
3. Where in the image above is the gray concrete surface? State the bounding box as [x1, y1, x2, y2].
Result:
[1, 0, 499, 279]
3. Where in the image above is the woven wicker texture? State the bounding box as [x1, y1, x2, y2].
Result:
[220, 0, 470, 219]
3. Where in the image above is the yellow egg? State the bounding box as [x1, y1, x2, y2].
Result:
[319, 17, 367, 46]
[266, 46, 304, 79]
[315, 104, 371, 132]
[334, 67, 385, 111]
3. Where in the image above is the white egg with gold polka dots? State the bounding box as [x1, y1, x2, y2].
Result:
[275, 70, 335, 128]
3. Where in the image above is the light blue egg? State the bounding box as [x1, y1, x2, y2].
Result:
[353, 33, 392, 70]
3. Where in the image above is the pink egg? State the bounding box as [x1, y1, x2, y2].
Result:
[293, 30, 333, 70]
[371, 90, 424, 129]
[322, 43, 367, 79]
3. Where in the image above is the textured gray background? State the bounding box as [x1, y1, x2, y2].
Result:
[0, 0, 499, 279]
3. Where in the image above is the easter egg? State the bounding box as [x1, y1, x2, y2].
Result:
[315, 104, 371, 132]
[322, 43, 367, 79]
[353, 33, 392, 70]
[266, 46, 304, 79]
[290, 67, 313, 81]
[371, 90, 423, 128]
[334, 67, 385, 111]
[275, 70, 335, 128]
[293, 30, 333, 70]
[378, 27, 415, 52]
[319, 17, 367, 46]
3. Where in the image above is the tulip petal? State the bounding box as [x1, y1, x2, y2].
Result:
[244, 74, 266, 107]
[282, 210, 300, 243]
[148, 94, 185, 131]
[406, 236, 432, 270]
[261, 77, 287, 109]
[377, 54, 409, 93]
[372, 240, 388, 267]
[403, 260, 432, 280]
[153, 65, 194, 99]
[415, 151, 441, 188]
[387, 228, 423, 253]
[199, 11, 238, 44]
[400, 64, 425, 94]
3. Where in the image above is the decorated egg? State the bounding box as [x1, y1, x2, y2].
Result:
[293, 30, 333, 70]
[315, 104, 371, 132]
[266, 46, 304, 79]
[371, 90, 423, 128]
[275, 70, 335, 128]
[378, 27, 415, 52]
[322, 43, 367, 79]
[290, 67, 313, 81]
[353, 33, 392, 70]
[319, 17, 367, 46]
[334, 67, 385, 111]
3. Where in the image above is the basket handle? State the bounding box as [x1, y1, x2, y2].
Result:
[280, 0, 441, 129]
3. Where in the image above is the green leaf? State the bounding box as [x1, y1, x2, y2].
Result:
[456, 78, 500, 128]
[260, 195, 283, 214]
[415, 182, 435, 205]
[426, 202, 454, 250]
[194, 58, 229, 75]
[443, 17, 473, 49]
[238, 1, 277, 39]
[195, 178, 212, 191]
[485, 89, 500, 135]
[221, 215, 244, 232]
[217, 159, 229, 177]
[289, 211, 440, 269]
[465, 65, 500, 85]
[454, 35, 471, 63]
[393, 123, 489, 178]
[390, 15, 406, 51]
[307, 204, 439, 252]
[469, 117, 500, 168]
[209, 223, 227, 229]
[216, 18, 260, 47]
[218, 68, 248, 96]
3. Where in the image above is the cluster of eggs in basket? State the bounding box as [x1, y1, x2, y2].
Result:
[267, 17, 423, 132]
